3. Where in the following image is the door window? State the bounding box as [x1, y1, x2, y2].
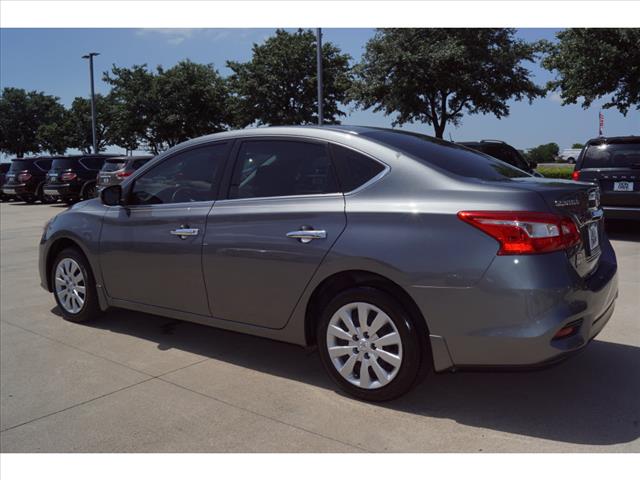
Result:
[130, 143, 228, 205]
[230, 140, 339, 199]
[330, 144, 385, 192]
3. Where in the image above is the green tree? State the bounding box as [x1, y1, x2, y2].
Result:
[571, 143, 584, 149]
[526, 142, 560, 164]
[0, 87, 67, 157]
[351, 28, 544, 138]
[542, 28, 640, 115]
[105, 60, 230, 153]
[65, 94, 117, 153]
[227, 29, 352, 126]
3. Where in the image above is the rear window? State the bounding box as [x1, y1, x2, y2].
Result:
[51, 158, 79, 170]
[361, 129, 529, 180]
[9, 159, 34, 171]
[101, 158, 127, 172]
[581, 143, 640, 169]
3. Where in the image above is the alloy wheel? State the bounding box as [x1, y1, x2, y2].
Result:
[54, 258, 86, 314]
[326, 302, 403, 389]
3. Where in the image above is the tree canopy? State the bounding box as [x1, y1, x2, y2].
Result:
[0, 88, 67, 157]
[542, 28, 640, 115]
[526, 142, 560, 164]
[351, 28, 545, 138]
[227, 29, 352, 127]
[104, 60, 230, 154]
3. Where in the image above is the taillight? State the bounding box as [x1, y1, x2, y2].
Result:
[457, 211, 581, 255]
[571, 170, 580, 181]
[115, 170, 132, 179]
[61, 172, 77, 182]
[17, 171, 32, 182]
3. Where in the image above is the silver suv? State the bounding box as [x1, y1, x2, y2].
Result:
[39, 126, 618, 401]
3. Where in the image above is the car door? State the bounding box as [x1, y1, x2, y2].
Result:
[202, 138, 347, 329]
[100, 142, 230, 316]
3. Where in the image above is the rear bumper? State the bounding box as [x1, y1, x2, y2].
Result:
[602, 206, 640, 221]
[2, 184, 32, 196]
[414, 239, 619, 371]
[43, 184, 80, 198]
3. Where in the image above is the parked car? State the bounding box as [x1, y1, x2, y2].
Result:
[0, 163, 16, 201]
[39, 126, 617, 401]
[96, 155, 154, 193]
[572, 136, 640, 220]
[43, 154, 116, 203]
[559, 148, 583, 164]
[457, 140, 540, 175]
[2, 156, 56, 203]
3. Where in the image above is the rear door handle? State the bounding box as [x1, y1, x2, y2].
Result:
[286, 229, 327, 244]
[170, 227, 199, 239]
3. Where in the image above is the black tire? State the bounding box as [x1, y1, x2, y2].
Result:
[82, 183, 97, 200]
[316, 286, 426, 402]
[23, 196, 37, 204]
[52, 248, 101, 323]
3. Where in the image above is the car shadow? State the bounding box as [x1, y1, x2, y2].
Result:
[605, 219, 640, 242]
[59, 306, 640, 447]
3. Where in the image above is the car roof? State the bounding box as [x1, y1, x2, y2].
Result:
[51, 154, 120, 159]
[585, 136, 640, 145]
[105, 155, 153, 161]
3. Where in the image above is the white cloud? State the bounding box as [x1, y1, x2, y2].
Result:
[135, 28, 259, 46]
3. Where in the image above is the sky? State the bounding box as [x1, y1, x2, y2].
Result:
[1, 27, 638, 157]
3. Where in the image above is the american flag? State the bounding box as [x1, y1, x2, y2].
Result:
[599, 112, 604, 136]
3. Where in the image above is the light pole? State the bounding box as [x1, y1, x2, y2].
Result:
[316, 28, 324, 126]
[82, 52, 100, 154]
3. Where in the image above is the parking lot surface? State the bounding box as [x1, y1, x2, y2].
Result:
[1, 201, 638, 452]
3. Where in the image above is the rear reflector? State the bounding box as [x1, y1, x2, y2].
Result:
[553, 326, 577, 339]
[572, 170, 580, 181]
[457, 211, 581, 255]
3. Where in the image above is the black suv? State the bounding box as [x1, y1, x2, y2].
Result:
[1, 157, 55, 203]
[573, 136, 640, 220]
[458, 140, 539, 175]
[96, 155, 154, 193]
[44, 154, 117, 203]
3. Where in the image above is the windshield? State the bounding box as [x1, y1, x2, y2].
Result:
[9, 160, 34, 171]
[51, 158, 79, 170]
[582, 143, 640, 169]
[101, 158, 127, 172]
[361, 129, 529, 180]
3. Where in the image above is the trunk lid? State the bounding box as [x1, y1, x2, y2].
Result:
[509, 177, 603, 277]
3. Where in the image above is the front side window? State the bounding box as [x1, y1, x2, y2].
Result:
[130, 143, 228, 205]
[230, 140, 339, 199]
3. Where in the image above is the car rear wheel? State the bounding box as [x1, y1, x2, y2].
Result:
[52, 248, 101, 323]
[317, 287, 424, 401]
[82, 183, 97, 200]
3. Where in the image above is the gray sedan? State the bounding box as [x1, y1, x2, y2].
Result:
[39, 126, 618, 401]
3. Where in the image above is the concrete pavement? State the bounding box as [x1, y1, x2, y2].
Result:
[1, 201, 638, 452]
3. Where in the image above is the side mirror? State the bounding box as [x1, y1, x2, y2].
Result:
[100, 185, 123, 206]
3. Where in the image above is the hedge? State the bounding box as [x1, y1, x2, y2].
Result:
[536, 165, 574, 179]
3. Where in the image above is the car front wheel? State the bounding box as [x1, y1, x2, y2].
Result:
[317, 287, 425, 401]
[52, 248, 101, 322]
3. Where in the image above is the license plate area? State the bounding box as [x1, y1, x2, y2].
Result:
[99, 176, 110, 185]
[44, 189, 59, 196]
[613, 181, 634, 192]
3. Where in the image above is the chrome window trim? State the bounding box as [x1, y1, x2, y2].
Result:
[215, 192, 344, 205]
[327, 141, 391, 196]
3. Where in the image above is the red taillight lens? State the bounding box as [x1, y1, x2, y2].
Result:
[17, 171, 32, 182]
[571, 170, 580, 181]
[115, 170, 132, 179]
[457, 211, 581, 255]
[61, 172, 77, 182]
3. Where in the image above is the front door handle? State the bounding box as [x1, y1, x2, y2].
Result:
[170, 227, 199, 239]
[286, 229, 327, 244]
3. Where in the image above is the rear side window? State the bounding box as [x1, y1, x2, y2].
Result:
[581, 143, 640, 168]
[229, 140, 339, 199]
[362, 129, 528, 180]
[330, 144, 385, 192]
